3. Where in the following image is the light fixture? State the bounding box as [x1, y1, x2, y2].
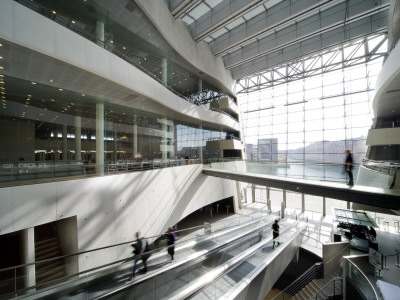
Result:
[51, 98, 55, 102]
[0, 56, 3, 60]
[0, 43, 2, 47]
[0, 67, 4, 70]
[31, 81, 36, 85]
[111, 40, 114, 44]
[72, 20, 76, 24]
[123, 46, 126, 50]
[81, 93, 85, 96]
[52, 10, 56, 14]
[58, 88, 63, 91]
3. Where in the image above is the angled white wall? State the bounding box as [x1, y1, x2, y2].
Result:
[0, 165, 236, 271]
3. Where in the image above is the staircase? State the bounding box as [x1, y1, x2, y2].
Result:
[34, 224, 66, 287]
[291, 280, 324, 299]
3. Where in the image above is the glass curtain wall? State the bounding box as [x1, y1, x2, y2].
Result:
[0, 76, 225, 169]
[239, 57, 384, 165]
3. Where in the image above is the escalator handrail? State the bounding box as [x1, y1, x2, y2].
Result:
[168, 220, 306, 300]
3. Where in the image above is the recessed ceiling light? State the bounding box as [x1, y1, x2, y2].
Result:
[0, 56, 3, 60]
[31, 82, 36, 85]
[81, 93, 85, 96]
[58, 88, 63, 91]
[49, 79, 53, 83]
[0, 67, 4, 70]
[51, 98, 55, 102]
[123, 46, 126, 50]
[0, 43, 2, 47]
[52, 10, 56, 14]
[72, 20, 76, 24]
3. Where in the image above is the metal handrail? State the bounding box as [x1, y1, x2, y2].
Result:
[325, 243, 351, 265]
[315, 277, 342, 300]
[271, 263, 323, 300]
[0, 212, 265, 273]
[167, 220, 305, 300]
[347, 259, 379, 300]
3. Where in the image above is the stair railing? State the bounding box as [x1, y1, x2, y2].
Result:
[271, 262, 324, 300]
[314, 277, 342, 300]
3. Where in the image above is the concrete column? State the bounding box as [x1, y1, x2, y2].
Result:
[62, 124, 68, 160]
[133, 117, 138, 159]
[235, 181, 242, 210]
[266, 187, 271, 210]
[301, 193, 305, 213]
[162, 117, 168, 160]
[162, 58, 168, 86]
[244, 187, 248, 203]
[74, 116, 81, 161]
[96, 20, 105, 46]
[251, 184, 256, 203]
[22, 228, 35, 289]
[199, 125, 203, 163]
[113, 126, 118, 162]
[198, 79, 203, 93]
[323, 196, 326, 217]
[282, 189, 287, 219]
[96, 103, 104, 176]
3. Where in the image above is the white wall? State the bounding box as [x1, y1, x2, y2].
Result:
[366, 127, 400, 145]
[0, 165, 236, 271]
[136, 0, 234, 95]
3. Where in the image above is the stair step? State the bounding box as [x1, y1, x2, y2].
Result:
[36, 270, 65, 286]
[35, 245, 60, 258]
[36, 249, 61, 262]
[36, 240, 58, 252]
[305, 285, 315, 297]
[35, 237, 57, 248]
[301, 287, 312, 299]
[36, 260, 63, 271]
[309, 281, 319, 293]
[297, 291, 307, 300]
[36, 265, 64, 280]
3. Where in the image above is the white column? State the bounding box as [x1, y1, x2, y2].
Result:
[281, 189, 286, 219]
[162, 117, 167, 161]
[266, 187, 271, 210]
[235, 181, 242, 210]
[113, 125, 118, 163]
[199, 125, 203, 163]
[96, 21, 104, 46]
[133, 116, 138, 159]
[62, 125, 68, 160]
[302, 193, 305, 212]
[162, 58, 168, 86]
[96, 103, 104, 176]
[74, 116, 81, 161]
[22, 228, 35, 290]
[251, 184, 256, 203]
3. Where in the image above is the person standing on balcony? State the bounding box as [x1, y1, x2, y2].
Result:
[345, 150, 354, 185]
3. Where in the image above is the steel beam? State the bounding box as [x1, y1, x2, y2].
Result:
[170, 0, 199, 18]
[224, 2, 390, 70]
[234, 33, 387, 93]
[191, 0, 267, 41]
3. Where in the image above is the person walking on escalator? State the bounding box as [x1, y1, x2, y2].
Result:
[272, 220, 280, 247]
[345, 150, 354, 185]
[165, 227, 176, 262]
[129, 231, 149, 280]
